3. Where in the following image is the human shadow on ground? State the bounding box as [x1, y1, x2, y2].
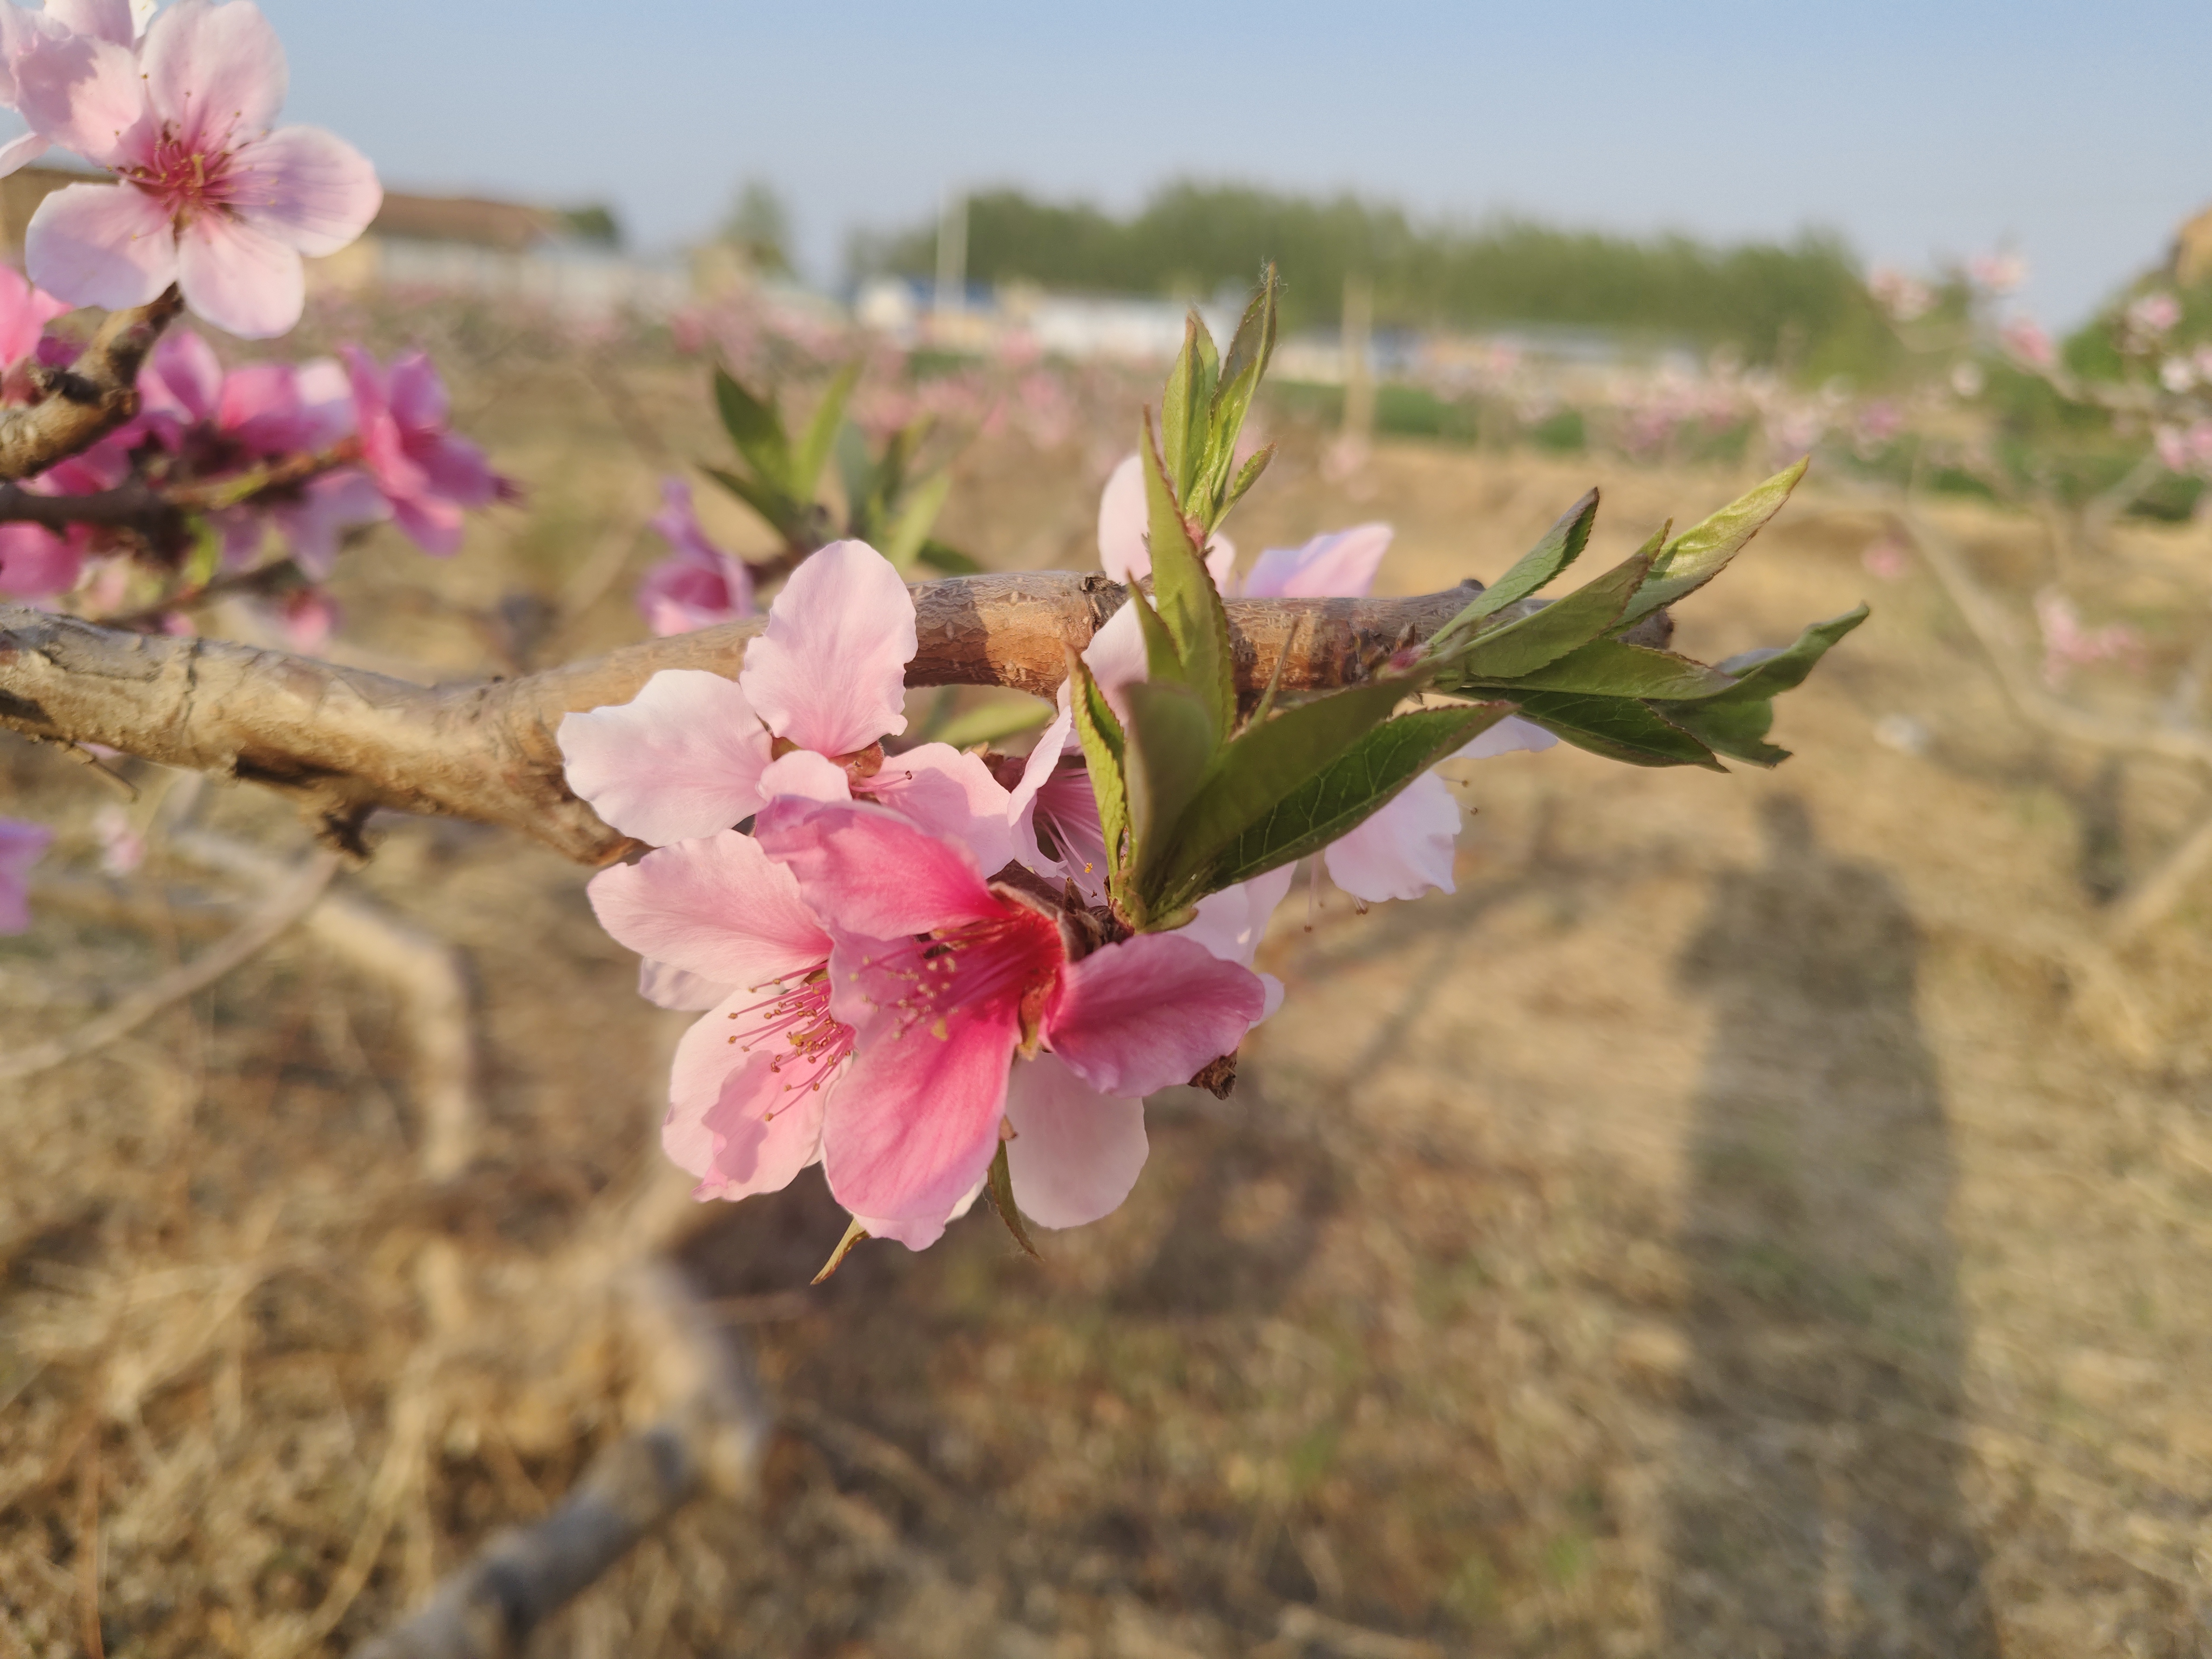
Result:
[1660, 795, 1998, 1658]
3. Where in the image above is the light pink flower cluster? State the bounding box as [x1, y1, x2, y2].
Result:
[561, 539, 1272, 1247]
[1967, 252, 2028, 296]
[3, 0, 381, 340]
[2034, 588, 2142, 690]
[0, 815, 52, 934]
[1999, 318, 2055, 372]
[1870, 267, 1937, 326]
[2154, 420, 2212, 481]
[636, 478, 754, 636]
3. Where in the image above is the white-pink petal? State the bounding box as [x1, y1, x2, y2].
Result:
[861, 741, 1015, 874]
[1003, 1053, 1148, 1229]
[1321, 770, 1460, 902]
[666, 1010, 827, 1202]
[14, 30, 147, 166]
[753, 795, 997, 940]
[739, 538, 915, 757]
[638, 958, 732, 1013]
[1179, 864, 1294, 967]
[0, 133, 51, 179]
[1045, 931, 1265, 1099]
[557, 669, 770, 846]
[585, 830, 828, 990]
[1242, 523, 1393, 599]
[228, 125, 381, 256]
[142, 0, 287, 153]
[25, 183, 176, 312]
[45, 0, 137, 45]
[175, 211, 304, 340]
[1096, 453, 1147, 581]
[1453, 714, 1559, 760]
[758, 746, 854, 807]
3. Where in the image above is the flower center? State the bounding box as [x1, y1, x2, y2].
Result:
[867, 905, 1063, 1043]
[723, 967, 853, 1108]
[123, 127, 240, 223]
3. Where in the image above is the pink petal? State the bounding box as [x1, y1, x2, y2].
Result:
[1178, 865, 1294, 966]
[1032, 763, 1109, 905]
[758, 746, 853, 806]
[586, 830, 829, 988]
[1242, 523, 1393, 599]
[143, 327, 222, 428]
[227, 125, 381, 257]
[142, 0, 286, 153]
[1452, 714, 1559, 760]
[218, 361, 306, 449]
[0, 133, 51, 179]
[860, 741, 1015, 874]
[1096, 452, 1147, 581]
[0, 522, 81, 597]
[1321, 770, 1459, 902]
[44, 0, 137, 45]
[1204, 531, 1237, 590]
[739, 539, 916, 757]
[176, 211, 304, 339]
[666, 1004, 827, 1201]
[276, 468, 388, 579]
[0, 267, 66, 368]
[291, 358, 355, 444]
[414, 432, 498, 508]
[556, 669, 771, 846]
[638, 957, 732, 1012]
[14, 31, 149, 166]
[385, 348, 448, 431]
[753, 795, 997, 939]
[820, 1003, 1014, 1225]
[1045, 932, 1265, 1098]
[1003, 1053, 1147, 1229]
[388, 488, 466, 557]
[25, 183, 176, 313]
[0, 816, 52, 934]
[852, 1179, 986, 1252]
[1080, 598, 1149, 724]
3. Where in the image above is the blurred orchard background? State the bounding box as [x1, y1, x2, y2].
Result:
[5, 2, 2212, 1655]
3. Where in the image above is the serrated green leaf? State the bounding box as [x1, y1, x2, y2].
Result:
[1172, 703, 1511, 903]
[1429, 489, 1600, 647]
[1510, 692, 1725, 771]
[1067, 652, 1130, 910]
[1122, 679, 1217, 896]
[913, 538, 982, 575]
[1650, 604, 1869, 765]
[703, 463, 804, 541]
[1220, 443, 1274, 521]
[880, 470, 951, 571]
[984, 1141, 1041, 1259]
[793, 361, 861, 502]
[929, 696, 1054, 751]
[1159, 315, 1218, 500]
[1476, 638, 1741, 700]
[1141, 421, 1235, 741]
[1438, 548, 1652, 684]
[1622, 458, 1806, 625]
[1127, 585, 1187, 687]
[1196, 268, 1279, 527]
[713, 366, 792, 493]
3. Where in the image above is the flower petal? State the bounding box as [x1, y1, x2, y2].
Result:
[1003, 1052, 1147, 1230]
[753, 795, 998, 939]
[227, 125, 381, 257]
[861, 741, 1015, 874]
[142, 0, 286, 152]
[1242, 523, 1393, 599]
[175, 211, 304, 339]
[820, 1003, 1014, 1225]
[1178, 865, 1294, 967]
[638, 958, 733, 1012]
[586, 830, 828, 989]
[757, 746, 852, 807]
[1453, 714, 1559, 760]
[556, 669, 770, 846]
[1096, 452, 1147, 580]
[44, 0, 137, 45]
[1046, 932, 1266, 1098]
[0, 522, 82, 597]
[1080, 598, 1149, 725]
[853, 1178, 986, 1252]
[666, 1004, 827, 1201]
[24, 183, 175, 313]
[739, 538, 915, 756]
[1321, 770, 1459, 901]
[15, 30, 149, 166]
[0, 133, 51, 179]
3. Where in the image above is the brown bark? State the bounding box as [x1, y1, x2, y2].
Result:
[0, 289, 183, 481]
[0, 574, 1498, 864]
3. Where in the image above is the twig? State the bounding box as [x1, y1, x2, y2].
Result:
[0, 289, 183, 481]
[2107, 803, 2212, 943]
[76, 1441, 103, 1659]
[0, 848, 339, 1080]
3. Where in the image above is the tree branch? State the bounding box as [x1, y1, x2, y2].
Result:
[0, 574, 1499, 864]
[0, 289, 184, 481]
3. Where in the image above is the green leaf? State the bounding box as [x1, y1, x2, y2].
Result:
[1141, 422, 1236, 741]
[1651, 605, 1869, 765]
[1622, 458, 1806, 625]
[1121, 679, 1218, 899]
[713, 366, 792, 493]
[984, 1141, 1041, 1260]
[1067, 652, 1130, 909]
[702, 462, 804, 542]
[793, 361, 862, 501]
[929, 696, 1055, 751]
[1196, 267, 1279, 527]
[1158, 315, 1219, 501]
[832, 422, 878, 539]
[879, 470, 952, 571]
[1438, 548, 1652, 684]
[1175, 703, 1513, 902]
[1479, 638, 1741, 700]
[1127, 585, 1188, 688]
[913, 538, 983, 575]
[1429, 488, 1600, 646]
[1510, 692, 1725, 771]
[1220, 442, 1275, 521]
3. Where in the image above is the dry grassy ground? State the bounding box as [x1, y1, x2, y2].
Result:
[4, 352, 2212, 1657]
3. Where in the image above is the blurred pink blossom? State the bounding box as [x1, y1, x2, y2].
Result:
[0, 816, 51, 933]
[16, 0, 382, 339]
[1967, 252, 2028, 295]
[343, 346, 504, 555]
[1862, 536, 1911, 581]
[1999, 318, 2055, 370]
[2160, 356, 2196, 394]
[2126, 292, 2182, 339]
[2034, 589, 2141, 689]
[1870, 267, 1936, 324]
[636, 477, 754, 636]
[92, 803, 144, 876]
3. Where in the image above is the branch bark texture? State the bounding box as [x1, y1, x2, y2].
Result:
[0, 290, 183, 481]
[0, 574, 1493, 864]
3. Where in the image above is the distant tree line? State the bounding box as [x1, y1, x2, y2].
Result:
[850, 181, 1901, 379]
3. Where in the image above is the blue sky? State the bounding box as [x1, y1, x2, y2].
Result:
[246, 0, 2209, 326]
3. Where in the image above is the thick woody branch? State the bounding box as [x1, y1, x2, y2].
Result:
[0, 288, 184, 481]
[0, 574, 1494, 864]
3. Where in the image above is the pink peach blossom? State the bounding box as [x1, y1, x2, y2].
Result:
[637, 477, 754, 636]
[754, 795, 1266, 1231]
[0, 816, 51, 933]
[560, 539, 1014, 869]
[342, 346, 500, 555]
[16, 0, 381, 340]
[1999, 318, 2055, 371]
